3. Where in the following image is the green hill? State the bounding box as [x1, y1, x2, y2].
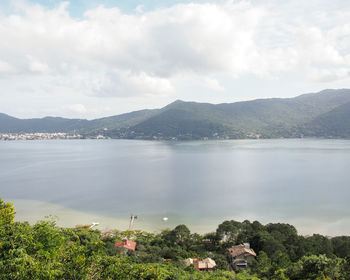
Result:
[301, 101, 350, 138]
[1, 89, 350, 139]
[120, 89, 350, 139]
[0, 113, 88, 133]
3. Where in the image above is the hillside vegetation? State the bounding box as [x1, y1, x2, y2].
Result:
[1, 198, 350, 279]
[1, 89, 350, 139]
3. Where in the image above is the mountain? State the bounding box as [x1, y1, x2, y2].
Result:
[121, 89, 350, 139]
[1, 89, 350, 139]
[301, 101, 350, 138]
[0, 113, 88, 133]
[86, 109, 160, 132]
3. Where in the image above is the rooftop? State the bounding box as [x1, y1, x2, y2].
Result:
[114, 239, 136, 251]
[228, 244, 256, 258]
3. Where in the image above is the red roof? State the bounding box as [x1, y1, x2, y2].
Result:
[114, 239, 136, 251]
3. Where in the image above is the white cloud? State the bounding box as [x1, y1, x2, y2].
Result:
[40, 103, 108, 118]
[135, 5, 144, 14]
[0, 0, 349, 103]
[0, 60, 16, 73]
[66, 104, 87, 114]
[26, 55, 51, 73]
[60, 70, 174, 97]
[203, 78, 225, 92]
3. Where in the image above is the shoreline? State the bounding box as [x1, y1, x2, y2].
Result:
[10, 198, 350, 237]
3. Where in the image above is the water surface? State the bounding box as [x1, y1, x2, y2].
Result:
[1, 139, 349, 235]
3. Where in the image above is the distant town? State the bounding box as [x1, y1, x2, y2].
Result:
[0, 133, 109, 141]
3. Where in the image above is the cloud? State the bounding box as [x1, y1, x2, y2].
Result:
[61, 70, 174, 97]
[203, 78, 225, 92]
[41, 104, 88, 116]
[0, 0, 349, 100]
[40, 103, 115, 118]
[66, 104, 87, 114]
[26, 55, 51, 73]
[0, 60, 16, 73]
[135, 5, 144, 14]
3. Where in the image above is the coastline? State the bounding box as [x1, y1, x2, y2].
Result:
[9, 198, 350, 237]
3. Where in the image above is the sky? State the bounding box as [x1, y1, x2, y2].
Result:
[0, 0, 350, 119]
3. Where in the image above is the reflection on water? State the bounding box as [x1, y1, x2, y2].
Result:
[1, 139, 350, 236]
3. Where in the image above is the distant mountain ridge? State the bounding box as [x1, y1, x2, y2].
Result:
[1, 89, 350, 139]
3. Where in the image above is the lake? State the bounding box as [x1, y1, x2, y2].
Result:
[1, 139, 350, 236]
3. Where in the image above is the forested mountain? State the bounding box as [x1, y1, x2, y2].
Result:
[87, 109, 160, 131]
[300, 101, 350, 138]
[0, 113, 88, 133]
[1, 89, 350, 139]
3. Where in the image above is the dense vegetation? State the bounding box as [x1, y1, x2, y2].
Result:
[1, 89, 350, 139]
[1, 198, 350, 279]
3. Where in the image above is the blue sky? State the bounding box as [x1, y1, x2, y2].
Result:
[1, 0, 214, 15]
[0, 0, 350, 118]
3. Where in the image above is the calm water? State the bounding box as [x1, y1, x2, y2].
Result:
[1, 139, 350, 236]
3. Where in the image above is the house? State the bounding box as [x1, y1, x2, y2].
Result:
[227, 243, 256, 269]
[185, 258, 216, 271]
[114, 238, 136, 253]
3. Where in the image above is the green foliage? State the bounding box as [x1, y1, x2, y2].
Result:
[297, 254, 344, 280]
[304, 234, 333, 257]
[216, 220, 242, 245]
[171, 225, 191, 245]
[253, 251, 272, 278]
[235, 271, 261, 280]
[271, 269, 290, 280]
[0, 198, 15, 226]
[95, 256, 162, 279]
[331, 236, 350, 258]
[1, 197, 350, 279]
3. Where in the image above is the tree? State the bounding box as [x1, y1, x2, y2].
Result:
[250, 231, 286, 258]
[0, 198, 15, 227]
[272, 251, 291, 270]
[253, 251, 272, 278]
[216, 220, 242, 245]
[305, 234, 333, 256]
[171, 225, 191, 245]
[331, 236, 350, 258]
[295, 254, 344, 280]
[271, 269, 290, 280]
